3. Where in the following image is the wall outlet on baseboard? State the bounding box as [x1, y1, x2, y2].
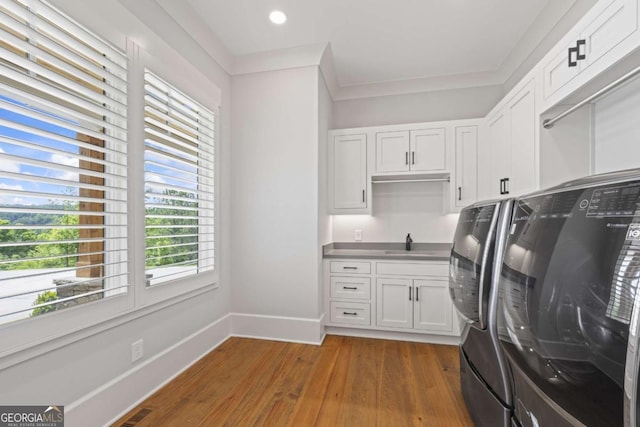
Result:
[131, 339, 144, 362]
[354, 229, 363, 241]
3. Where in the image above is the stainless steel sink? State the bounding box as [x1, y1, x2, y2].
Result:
[384, 250, 438, 255]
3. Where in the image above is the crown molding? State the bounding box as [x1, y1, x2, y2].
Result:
[333, 71, 504, 101]
[153, 0, 234, 74]
[232, 43, 327, 76]
[319, 44, 340, 100]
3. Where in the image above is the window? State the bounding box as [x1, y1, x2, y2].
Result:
[0, 0, 128, 325]
[143, 70, 215, 286]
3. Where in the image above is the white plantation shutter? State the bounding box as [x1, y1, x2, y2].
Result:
[143, 70, 215, 285]
[0, 0, 128, 323]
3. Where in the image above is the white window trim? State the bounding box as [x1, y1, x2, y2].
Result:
[133, 43, 220, 308]
[0, 5, 222, 361]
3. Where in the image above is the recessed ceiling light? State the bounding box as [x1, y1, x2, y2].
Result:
[269, 10, 287, 25]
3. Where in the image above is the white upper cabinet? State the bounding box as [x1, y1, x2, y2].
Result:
[375, 130, 410, 173]
[329, 133, 369, 214]
[454, 125, 478, 208]
[375, 128, 446, 174]
[542, 0, 639, 109]
[410, 128, 447, 172]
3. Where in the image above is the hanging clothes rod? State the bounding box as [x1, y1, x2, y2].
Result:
[372, 177, 450, 184]
[543, 63, 640, 129]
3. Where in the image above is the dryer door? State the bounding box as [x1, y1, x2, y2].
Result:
[450, 202, 500, 330]
[498, 181, 640, 427]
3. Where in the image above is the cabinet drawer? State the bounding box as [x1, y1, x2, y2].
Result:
[330, 301, 371, 326]
[330, 261, 371, 274]
[330, 276, 371, 300]
[376, 262, 448, 277]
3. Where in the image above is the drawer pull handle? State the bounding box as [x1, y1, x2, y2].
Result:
[343, 286, 358, 290]
[343, 312, 358, 316]
[343, 266, 358, 270]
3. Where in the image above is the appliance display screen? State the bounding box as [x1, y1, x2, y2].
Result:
[498, 181, 640, 426]
[450, 203, 498, 328]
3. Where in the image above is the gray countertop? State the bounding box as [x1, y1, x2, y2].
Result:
[323, 242, 452, 261]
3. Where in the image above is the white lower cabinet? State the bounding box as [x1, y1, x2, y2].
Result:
[376, 278, 452, 333]
[325, 259, 459, 340]
[376, 278, 413, 329]
[413, 279, 452, 332]
[330, 301, 371, 326]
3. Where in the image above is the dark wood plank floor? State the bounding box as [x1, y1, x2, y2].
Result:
[113, 335, 473, 426]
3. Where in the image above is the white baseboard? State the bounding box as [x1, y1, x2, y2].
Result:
[66, 314, 232, 427]
[325, 326, 460, 346]
[231, 312, 325, 345]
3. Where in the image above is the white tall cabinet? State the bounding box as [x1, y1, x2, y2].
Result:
[454, 125, 478, 208]
[481, 79, 536, 199]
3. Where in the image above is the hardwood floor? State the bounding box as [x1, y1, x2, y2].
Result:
[113, 336, 473, 427]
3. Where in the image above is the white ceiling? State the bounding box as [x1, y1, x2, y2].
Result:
[183, 0, 566, 88]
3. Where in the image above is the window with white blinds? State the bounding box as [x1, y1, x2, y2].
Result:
[0, 0, 128, 324]
[144, 70, 215, 286]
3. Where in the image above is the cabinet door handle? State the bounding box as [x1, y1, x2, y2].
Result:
[499, 178, 504, 195]
[343, 266, 358, 270]
[458, 186, 462, 201]
[409, 287, 412, 301]
[576, 39, 586, 61]
[568, 39, 585, 67]
[504, 177, 510, 195]
[343, 312, 358, 316]
[568, 45, 578, 67]
[405, 152, 409, 165]
[362, 189, 365, 203]
[412, 151, 415, 165]
[343, 286, 358, 290]
[416, 287, 419, 302]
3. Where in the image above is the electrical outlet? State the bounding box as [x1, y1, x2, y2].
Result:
[131, 339, 144, 362]
[354, 229, 363, 241]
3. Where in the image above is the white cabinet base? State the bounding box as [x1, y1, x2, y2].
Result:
[324, 259, 460, 342]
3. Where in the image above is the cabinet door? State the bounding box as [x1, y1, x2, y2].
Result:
[376, 278, 413, 329]
[409, 128, 446, 172]
[413, 279, 452, 332]
[454, 125, 477, 208]
[508, 82, 536, 196]
[375, 131, 410, 173]
[542, 0, 638, 103]
[332, 134, 367, 210]
[542, 42, 581, 101]
[580, 0, 638, 70]
[485, 109, 509, 198]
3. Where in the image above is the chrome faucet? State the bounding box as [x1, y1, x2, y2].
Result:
[405, 233, 413, 251]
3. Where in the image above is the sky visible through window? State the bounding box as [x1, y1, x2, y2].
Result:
[0, 95, 79, 208]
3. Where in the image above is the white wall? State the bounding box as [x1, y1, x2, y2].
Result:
[0, 1, 233, 425]
[332, 182, 459, 243]
[593, 76, 640, 174]
[318, 73, 333, 316]
[332, 85, 503, 129]
[539, 105, 592, 188]
[231, 66, 322, 320]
